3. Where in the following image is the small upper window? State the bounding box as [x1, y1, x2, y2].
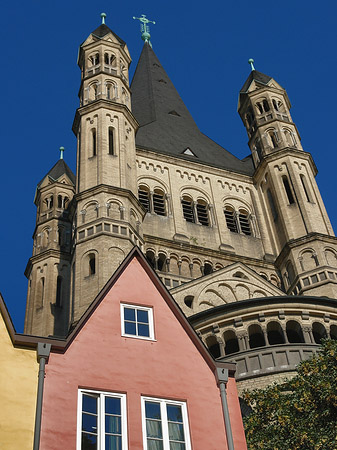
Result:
[224, 207, 238, 233]
[121, 304, 154, 340]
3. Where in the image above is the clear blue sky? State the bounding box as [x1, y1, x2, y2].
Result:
[1, 1, 336, 332]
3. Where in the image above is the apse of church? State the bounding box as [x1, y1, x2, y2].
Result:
[24, 14, 337, 391]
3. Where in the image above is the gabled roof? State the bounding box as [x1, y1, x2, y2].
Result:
[131, 43, 254, 176]
[90, 23, 126, 46]
[43, 246, 235, 375]
[239, 70, 272, 94]
[37, 159, 75, 188]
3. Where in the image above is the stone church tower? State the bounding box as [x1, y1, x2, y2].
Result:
[24, 16, 337, 391]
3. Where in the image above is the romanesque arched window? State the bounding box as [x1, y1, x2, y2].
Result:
[108, 127, 114, 155]
[153, 189, 166, 216]
[56, 276, 62, 307]
[282, 176, 295, 204]
[196, 200, 209, 226]
[248, 324, 265, 349]
[205, 336, 221, 359]
[286, 320, 304, 343]
[92, 129, 97, 157]
[138, 186, 150, 212]
[300, 174, 311, 202]
[88, 253, 96, 276]
[312, 322, 327, 344]
[267, 321, 285, 345]
[238, 209, 251, 235]
[224, 207, 237, 233]
[223, 330, 239, 355]
[181, 196, 195, 223]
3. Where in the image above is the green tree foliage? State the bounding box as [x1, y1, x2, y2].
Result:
[243, 339, 337, 450]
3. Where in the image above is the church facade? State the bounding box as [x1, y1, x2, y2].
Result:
[24, 17, 337, 391]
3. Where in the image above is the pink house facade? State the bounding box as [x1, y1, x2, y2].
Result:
[38, 248, 247, 449]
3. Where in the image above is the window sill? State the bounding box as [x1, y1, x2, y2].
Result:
[122, 333, 156, 342]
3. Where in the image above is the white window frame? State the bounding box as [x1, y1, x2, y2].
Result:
[120, 303, 155, 341]
[77, 389, 128, 450]
[141, 396, 191, 450]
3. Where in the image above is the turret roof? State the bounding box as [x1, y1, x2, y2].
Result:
[240, 70, 272, 93]
[90, 23, 126, 46]
[37, 159, 75, 188]
[131, 43, 254, 175]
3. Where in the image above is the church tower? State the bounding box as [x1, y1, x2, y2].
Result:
[24, 150, 75, 336]
[238, 61, 337, 298]
[71, 15, 144, 321]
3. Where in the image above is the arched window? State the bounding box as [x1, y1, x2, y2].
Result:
[153, 189, 166, 216]
[92, 129, 97, 157]
[254, 139, 262, 160]
[267, 189, 278, 221]
[282, 176, 295, 204]
[204, 263, 213, 275]
[196, 200, 209, 226]
[224, 330, 239, 355]
[267, 321, 285, 345]
[272, 99, 279, 111]
[157, 253, 167, 272]
[248, 324, 265, 349]
[238, 210, 251, 235]
[56, 276, 62, 307]
[57, 195, 63, 208]
[300, 174, 311, 202]
[145, 250, 156, 269]
[108, 127, 114, 155]
[181, 196, 195, 223]
[269, 130, 278, 148]
[107, 84, 111, 100]
[88, 254, 96, 276]
[286, 321, 304, 343]
[205, 336, 221, 359]
[93, 84, 98, 100]
[138, 186, 150, 212]
[263, 99, 270, 112]
[312, 322, 327, 344]
[224, 207, 238, 233]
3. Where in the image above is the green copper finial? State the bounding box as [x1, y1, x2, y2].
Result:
[101, 12, 106, 25]
[248, 58, 255, 71]
[133, 14, 156, 47]
[59, 147, 64, 160]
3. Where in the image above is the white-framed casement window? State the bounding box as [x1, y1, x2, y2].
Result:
[120, 304, 155, 340]
[141, 397, 191, 450]
[77, 389, 127, 450]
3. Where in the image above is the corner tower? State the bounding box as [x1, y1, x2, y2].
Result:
[71, 15, 144, 321]
[239, 61, 337, 298]
[24, 150, 75, 336]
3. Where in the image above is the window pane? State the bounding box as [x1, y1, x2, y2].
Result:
[137, 309, 149, 324]
[105, 435, 122, 450]
[138, 323, 150, 337]
[83, 394, 97, 414]
[146, 419, 163, 438]
[82, 413, 97, 433]
[124, 307, 135, 321]
[169, 443, 186, 450]
[105, 397, 121, 415]
[125, 321, 137, 335]
[105, 415, 121, 434]
[167, 405, 183, 422]
[82, 433, 97, 450]
[148, 440, 164, 450]
[145, 401, 161, 419]
[168, 423, 185, 441]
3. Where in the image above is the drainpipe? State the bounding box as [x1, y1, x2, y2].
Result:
[216, 368, 235, 450]
[33, 343, 51, 450]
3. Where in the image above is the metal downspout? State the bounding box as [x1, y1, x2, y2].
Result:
[217, 368, 235, 450]
[33, 343, 51, 450]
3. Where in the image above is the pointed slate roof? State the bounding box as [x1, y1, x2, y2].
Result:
[90, 23, 126, 46]
[131, 44, 254, 175]
[37, 159, 75, 188]
[239, 70, 272, 94]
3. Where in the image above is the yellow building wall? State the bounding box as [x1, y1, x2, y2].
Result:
[0, 313, 38, 450]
